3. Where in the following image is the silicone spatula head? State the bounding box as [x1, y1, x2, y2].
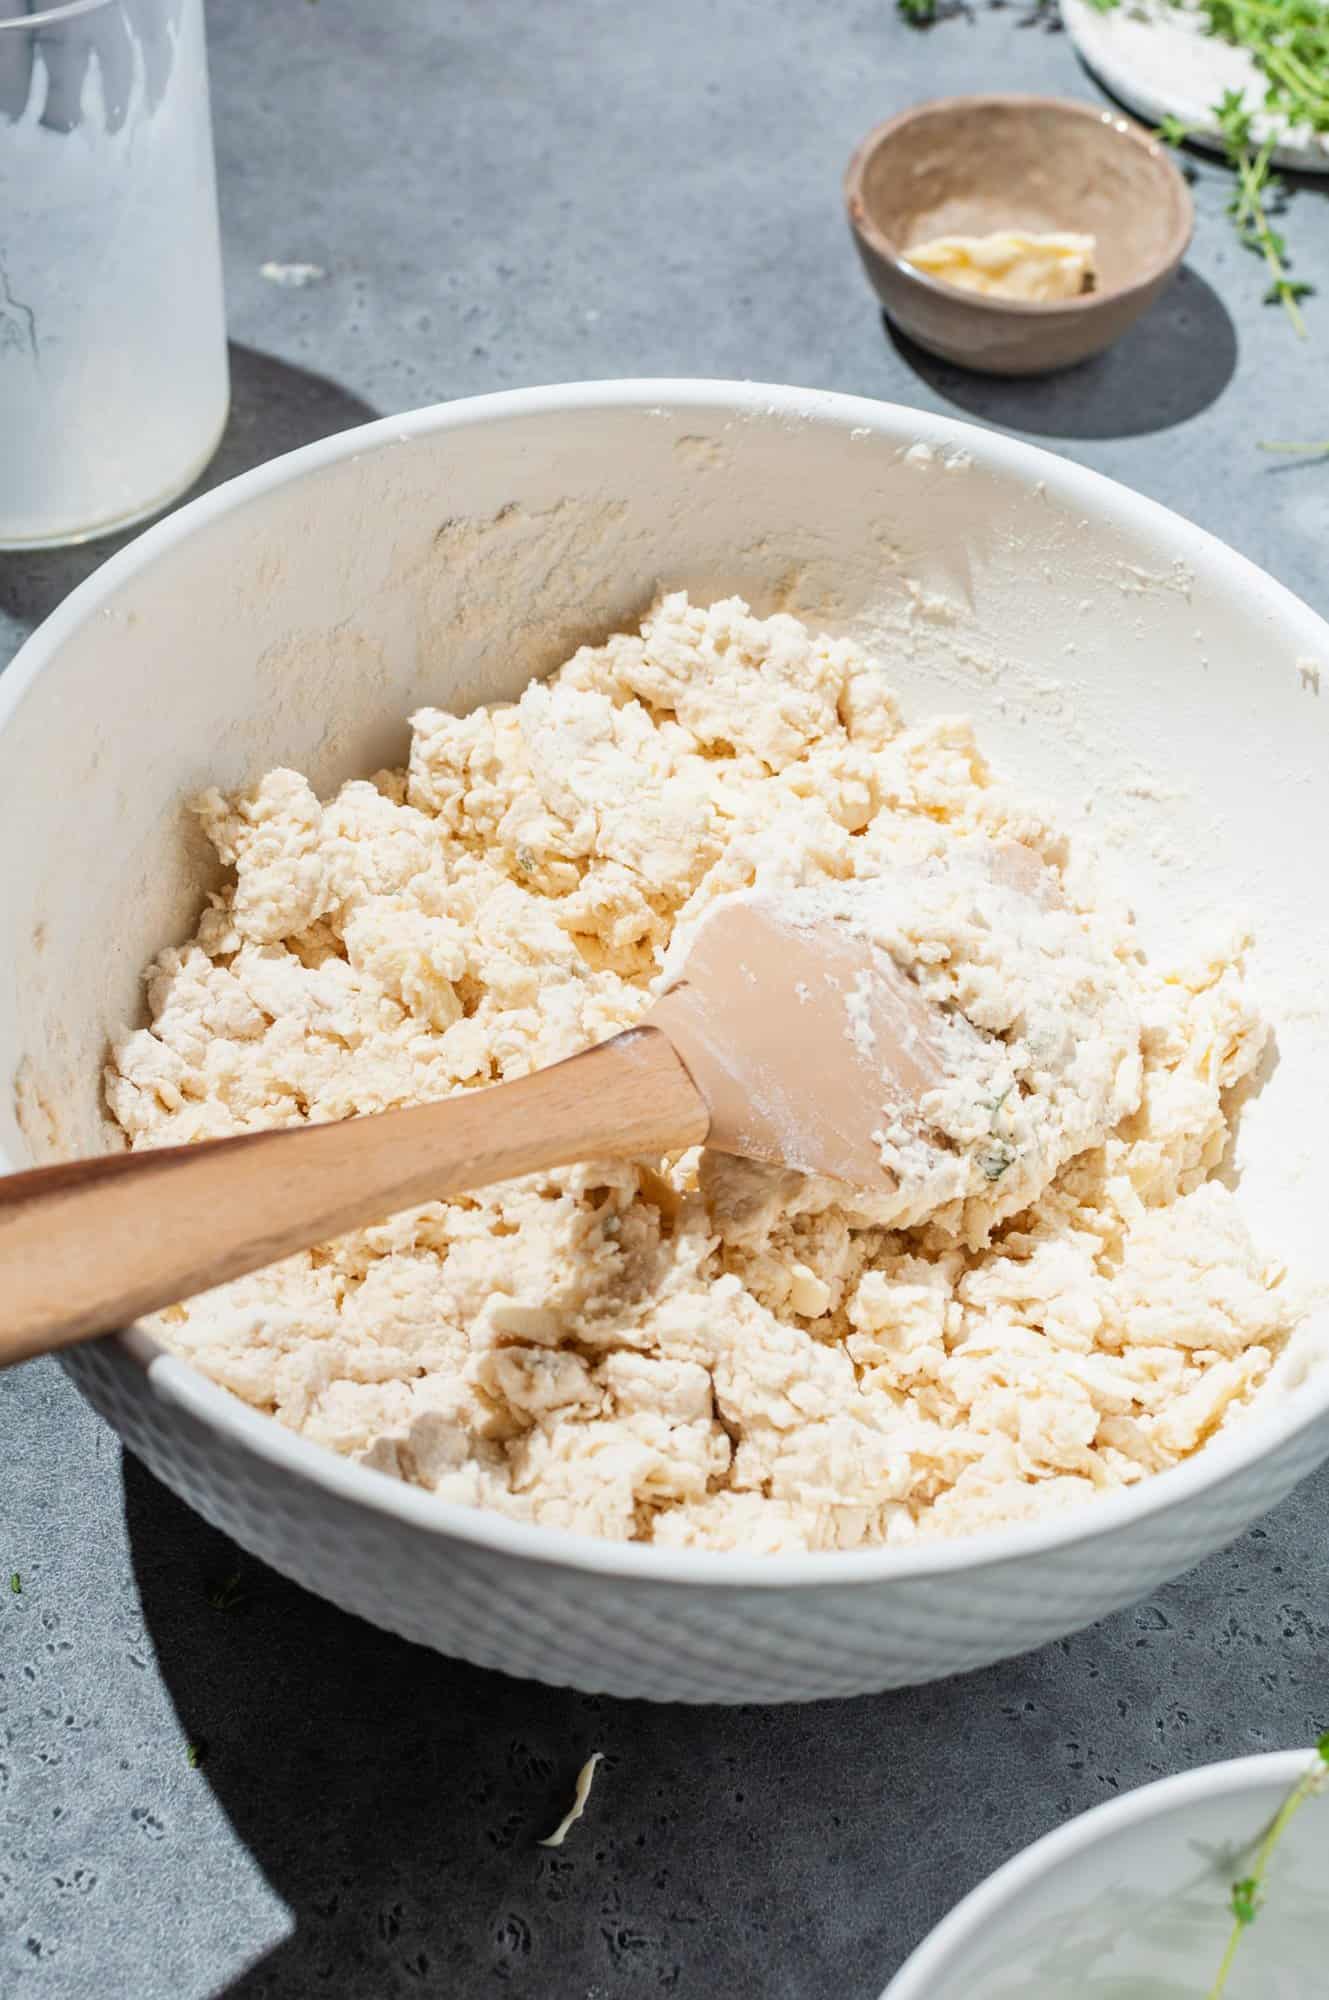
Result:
[644, 843, 1056, 1192]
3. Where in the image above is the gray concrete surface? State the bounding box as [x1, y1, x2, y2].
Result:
[2, 3, 1328, 1995]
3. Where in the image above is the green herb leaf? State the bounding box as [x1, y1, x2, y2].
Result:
[1230, 1876, 1261, 1926]
[9, 1572, 19, 1595]
[1157, 113, 1194, 145]
[206, 1571, 249, 1612]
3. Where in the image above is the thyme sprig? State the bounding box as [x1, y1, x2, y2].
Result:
[1158, 93, 1311, 332]
[1206, 1735, 1329, 1998]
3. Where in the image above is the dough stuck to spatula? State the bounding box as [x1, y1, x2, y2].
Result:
[651, 838, 1141, 1244]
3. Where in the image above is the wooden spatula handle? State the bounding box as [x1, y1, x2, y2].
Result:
[0, 1027, 707, 1369]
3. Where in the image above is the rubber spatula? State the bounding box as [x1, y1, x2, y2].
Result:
[0, 888, 973, 1367]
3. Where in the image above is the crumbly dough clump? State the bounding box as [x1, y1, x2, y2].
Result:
[105, 595, 1298, 1551]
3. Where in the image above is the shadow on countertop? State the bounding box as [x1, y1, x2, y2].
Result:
[120, 1448, 1325, 2000]
[117, 1455, 1033, 2000]
[0, 344, 379, 636]
[885, 265, 1238, 439]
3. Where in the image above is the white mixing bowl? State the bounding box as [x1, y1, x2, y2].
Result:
[882, 1750, 1329, 1997]
[3, 381, 1328, 1703]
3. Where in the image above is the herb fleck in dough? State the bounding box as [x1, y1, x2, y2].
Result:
[105, 595, 1297, 1551]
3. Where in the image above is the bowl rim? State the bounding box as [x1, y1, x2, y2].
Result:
[843, 92, 1194, 318]
[880, 1747, 1322, 1996]
[6, 375, 1329, 1591]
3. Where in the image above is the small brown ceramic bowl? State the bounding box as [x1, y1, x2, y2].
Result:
[845, 94, 1193, 376]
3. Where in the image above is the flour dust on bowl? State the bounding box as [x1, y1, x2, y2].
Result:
[3, 382, 1328, 1703]
[882, 1750, 1329, 1998]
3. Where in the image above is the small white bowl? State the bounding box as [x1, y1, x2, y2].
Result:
[883, 1750, 1329, 1999]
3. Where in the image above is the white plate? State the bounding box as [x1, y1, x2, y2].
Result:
[1061, 0, 1329, 174]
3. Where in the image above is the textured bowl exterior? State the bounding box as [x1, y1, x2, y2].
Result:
[62, 1336, 1329, 1704]
[7, 380, 1329, 1704]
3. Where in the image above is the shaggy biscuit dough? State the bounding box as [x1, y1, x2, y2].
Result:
[106, 594, 1298, 1551]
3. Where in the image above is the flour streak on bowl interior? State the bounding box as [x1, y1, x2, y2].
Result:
[2, 383, 1328, 1701]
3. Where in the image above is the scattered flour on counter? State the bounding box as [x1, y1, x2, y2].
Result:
[260, 260, 327, 287]
[104, 593, 1301, 1552]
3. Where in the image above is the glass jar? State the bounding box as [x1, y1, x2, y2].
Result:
[0, 0, 229, 547]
